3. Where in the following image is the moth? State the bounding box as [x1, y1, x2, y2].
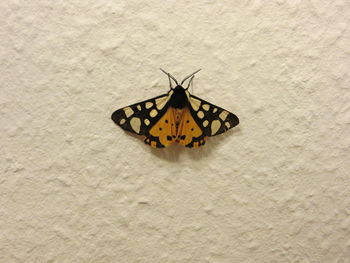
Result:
[111, 69, 239, 148]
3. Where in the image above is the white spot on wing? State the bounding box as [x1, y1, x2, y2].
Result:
[123, 107, 134, 118]
[225, 122, 230, 128]
[130, 117, 141, 134]
[190, 97, 201, 111]
[120, 119, 126, 125]
[197, 111, 204, 119]
[203, 120, 209, 127]
[202, 104, 210, 111]
[144, 119, 150, 126]
[213, 108, 218, 113]
[155, 95, 170, 110]
[145, 102, 153, 109]
[137, 105, 141, 111]
[219, 111, 229, 121]
[211, 120, 221, 135]
[150, 109, 158, 117]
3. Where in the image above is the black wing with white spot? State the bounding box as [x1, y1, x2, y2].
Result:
[111, 94, 171, 135]
[188, 94, 239, 137]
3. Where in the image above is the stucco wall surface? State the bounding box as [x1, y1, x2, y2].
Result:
[1, 1, 350, 262]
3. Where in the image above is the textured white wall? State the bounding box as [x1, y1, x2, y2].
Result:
[1, 1, 350, 262]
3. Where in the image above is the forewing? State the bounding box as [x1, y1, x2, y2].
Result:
[111, 94, 171, 135]
[188, 94, 239, 137]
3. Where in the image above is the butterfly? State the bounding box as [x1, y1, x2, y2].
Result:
[111, 69, 239, 148]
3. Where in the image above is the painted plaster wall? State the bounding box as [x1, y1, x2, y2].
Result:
[1, 0, 349, 262]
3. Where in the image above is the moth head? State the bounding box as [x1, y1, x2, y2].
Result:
[160, 68, 201, 91]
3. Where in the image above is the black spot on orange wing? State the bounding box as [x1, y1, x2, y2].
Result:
[144, 134, 165, 148]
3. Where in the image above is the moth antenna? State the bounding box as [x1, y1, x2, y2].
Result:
[160, 68, 178, 86]
[185, 75, 195, 90]
[167, 73, 173, 89]
[181, 69, 201, 85]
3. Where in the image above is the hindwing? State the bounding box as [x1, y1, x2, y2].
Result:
[176, 107, 206, 148]
[144, 107, 206, 148]
[145, 107, 177, 148]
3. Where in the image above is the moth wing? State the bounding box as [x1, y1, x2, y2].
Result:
[188, 94, 239, 137]
[145, 107, 177, 148]
[111, 93, 171, 135]
[177, 107, 206, 148]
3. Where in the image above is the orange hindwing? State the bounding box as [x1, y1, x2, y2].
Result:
[146, 107, 205, 148]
